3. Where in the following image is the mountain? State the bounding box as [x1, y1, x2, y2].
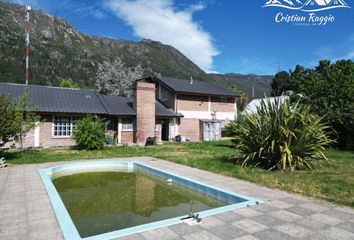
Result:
[322, 0, 348, 6]
[304, 0, 327, 6]
[208, 73, 273, 98]
[283, 0, 296, 6]
[0, 1, 272, 98]
[265, 0, 298, 6]
[300, 0, 348, 7]
[265, 0, 282, 4]
[301, 0, 349, 10]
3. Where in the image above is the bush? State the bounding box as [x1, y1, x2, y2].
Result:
[271, 60, 354, 150]
[227, 98, 334, 171]
[0, 94, 16, 145]
[73, 115, 107, 150]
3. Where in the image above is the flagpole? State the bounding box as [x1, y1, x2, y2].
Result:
[25, 5, 31, 86]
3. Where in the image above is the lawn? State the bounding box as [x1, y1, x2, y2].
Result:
[3, 140, 354, 207]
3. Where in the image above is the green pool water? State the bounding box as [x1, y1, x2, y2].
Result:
[52, 170, 227, 238]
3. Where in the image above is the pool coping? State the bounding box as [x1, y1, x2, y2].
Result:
[39, 160, 262, 240]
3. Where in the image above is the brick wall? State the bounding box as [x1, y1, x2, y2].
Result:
[177, 94, 208, 111]
[40, 121, 76, 148]
[135, 80, 156, 145]
[121, 131, 134, 144]
[211, 97, 236, 112]
[178, 118, 200, 141]
[4, 129, 35, 149]
[4, 117, 76, 149]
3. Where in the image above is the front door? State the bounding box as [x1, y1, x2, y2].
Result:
[161, 120, 170, 141]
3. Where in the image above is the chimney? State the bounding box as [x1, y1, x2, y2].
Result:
[190, 76, 194, 84]
[134, 79, 156, 145]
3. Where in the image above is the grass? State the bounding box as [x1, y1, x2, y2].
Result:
[3, 140, 354, 207]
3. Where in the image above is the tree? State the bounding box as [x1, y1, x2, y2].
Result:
[271, 71, 291, 96]
[95, 58, 144, 97]
[59, 78, 80, 88]
[0, 95, 16, 146]
[271, 60, 354, 149]
[73, 115, 107, 150]
[228, 84, 248, 112]
[12, 90, 40, 154]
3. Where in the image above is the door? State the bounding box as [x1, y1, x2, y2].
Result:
[204, 122, 220, 141]
[161, 120, 170, 141]
[204, 122, 212, 141]
[213, 122, 220, 141]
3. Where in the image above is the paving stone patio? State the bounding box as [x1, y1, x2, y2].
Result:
[0, 157, 353, 240]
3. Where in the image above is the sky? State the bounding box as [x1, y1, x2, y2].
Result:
[5, 0, 354, 75]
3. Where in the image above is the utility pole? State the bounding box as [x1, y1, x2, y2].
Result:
[25, 5, 31, 86]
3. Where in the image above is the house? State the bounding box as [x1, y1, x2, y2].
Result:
[153, 77, 238, 141]
[242, 96, 289, 115]
[0, 76, 238, 148]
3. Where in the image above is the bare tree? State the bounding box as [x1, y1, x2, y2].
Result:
[95, 58, 144, 97]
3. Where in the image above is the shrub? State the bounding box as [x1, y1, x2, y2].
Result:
[227, 98, 334, 171]
[0, 94, 16, 145]
[271, 60, 354, 150]
[73, 115, 107, 150]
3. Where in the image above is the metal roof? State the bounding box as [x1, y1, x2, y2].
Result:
[0, 83, 181, 117]
[96, 95, 135, 116]
[0, 83, 106, 114]
[156, 101, 183, 117]
[155, 77, 238, 97]
[242, 96, 289, 115]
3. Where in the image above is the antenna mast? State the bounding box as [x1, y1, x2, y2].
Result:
[25, 5, 31, 86]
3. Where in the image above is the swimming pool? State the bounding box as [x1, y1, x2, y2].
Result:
[39, 160, 261, 240]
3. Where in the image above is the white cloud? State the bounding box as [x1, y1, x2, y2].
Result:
[104, 0, 219, 72]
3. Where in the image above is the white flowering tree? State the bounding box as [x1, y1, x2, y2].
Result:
[95, 58, 144, 97]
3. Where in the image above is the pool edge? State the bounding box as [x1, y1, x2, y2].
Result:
[38, 160, 263, 240]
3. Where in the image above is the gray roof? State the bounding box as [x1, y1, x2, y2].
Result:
[156, 101, 183, 117]
[242, 96, 289, 115]
[155, 77, 237, 97]
[0, 83, 106, 114]
[0, 83, 180, 117]
[96, 95, 135, 116]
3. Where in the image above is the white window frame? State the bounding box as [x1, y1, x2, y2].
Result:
[52, 116, 78, 138]
[121, 117, 135, 132]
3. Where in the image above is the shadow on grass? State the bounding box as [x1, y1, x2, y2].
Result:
[2, 150, 28, 161]
[218, 155, 241, 164]
[213, 143, 236, 149]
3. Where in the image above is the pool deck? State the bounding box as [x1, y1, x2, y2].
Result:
[0, 157, 353, 240]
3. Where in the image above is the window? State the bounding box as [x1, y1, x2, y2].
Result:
[219, 97, 227, 105]
[122, 117, 135, 131]
[160, 91, 170, 101]
[52, 116, 78, 137]
[159, 86, 172, 101]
